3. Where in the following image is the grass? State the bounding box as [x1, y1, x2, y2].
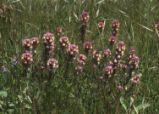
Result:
[0, 0, 159, 113]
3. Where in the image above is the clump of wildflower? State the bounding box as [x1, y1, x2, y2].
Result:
[31, 37, 39, 50]
[77, 54, 87, 65]
[75, 66, 83, 74]
[93, 50, 102, 64]
[103, 49, 111, 59]
[22, 38, 33, 52]
[56, 27, 63, 36]
[98, 22, 105, 32]
[112, 19, 120, 36]
[109, 36, 117, 45]
[105, 66, 113, 77]
[21, 52, 33, 69]
[128, 56, 139, 70]
[43, 32, 55, 56]
[47, 58, 58, 71]
[1, 65, 9, 73]
[83, 41, 93, 53]
[66, 44, 79, 60]
[80, 12, 90, 43]
[131, 74, 141, 85]
[59, 36, 70, 49]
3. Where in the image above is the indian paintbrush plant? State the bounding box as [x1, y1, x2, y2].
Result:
[80, 12, 90, 43]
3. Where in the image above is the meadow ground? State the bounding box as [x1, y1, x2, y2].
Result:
[0, 0, 159, 113]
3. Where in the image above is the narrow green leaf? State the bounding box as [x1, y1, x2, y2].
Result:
[120, 97, 128, 112]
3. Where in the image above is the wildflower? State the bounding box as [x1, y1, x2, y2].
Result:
[80, 12, 90, 24]
[112, 19, 120, 36]
[66, 44, 79, 59]
[1, 65, 9, 73]
[131, 74, 141, 85]
[103, 49, 111, 59]
[93, 50, 102, 64]
[75, 66, 83, 74]
[80, 12, 90, 43]
[117, 85, 123, 91]
[116, 41, 126, 53]
[22, 38, 33, 51]
[128, 47, 136, 60]
[43, 32, 54, 44]
[31, 37, 39, 49]
[59, 36, 70, 49]
[56, 27, 63, 36]
[119, 64, 128, 70]
[98, 22, 105, 32]
[79, 54, 87, 61]
[129, 56, 139, 70]
[93, 64, 97, 69]
[109, 36, 117, 44]
[77, 60, 85, 65]
[21, 52, 33, 68]
[83, 41, 93, 53]
[43, 32, 55, 56]
[40, 66, 45, 71]
[76, 54, 87, 65]
[154, 23, 159, 29]
[47, 58, 58, 69]
[112, 41, 126, 70]
[105, 65, 113, 77]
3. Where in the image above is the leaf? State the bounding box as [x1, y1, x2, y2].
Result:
[0, 91, 7, 97]
[25, 104, 31, 109]
[135, 103, 150, 111]
[130, 97, 134, 107]
[96, 0, 105, 5]
[7, 109, 14, 114]
[120, 97, 128, 112]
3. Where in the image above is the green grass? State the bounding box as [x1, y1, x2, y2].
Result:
[0, 0, 159, 113]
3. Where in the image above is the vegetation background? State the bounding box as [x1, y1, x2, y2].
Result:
[0, 0, 159, 113]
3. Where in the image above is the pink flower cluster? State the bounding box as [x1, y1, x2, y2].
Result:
[98, 22, 104, 32]
[112, 19, 120, 36]
[93, 50, 102, 64]
[77, 54, 87, 66]
[47, 58, 59, 69]
[103, 49, 111, 59]
[21, 52, 33, 68]
[59, 36, 70, 49]
[131, 74, 142, 85]
[43, 32, 55, 55]
[22, 37, 39, 52]
[56, 27, 63, 36]
[83, 41, 93, 53]
[66, 44, 79, 59]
